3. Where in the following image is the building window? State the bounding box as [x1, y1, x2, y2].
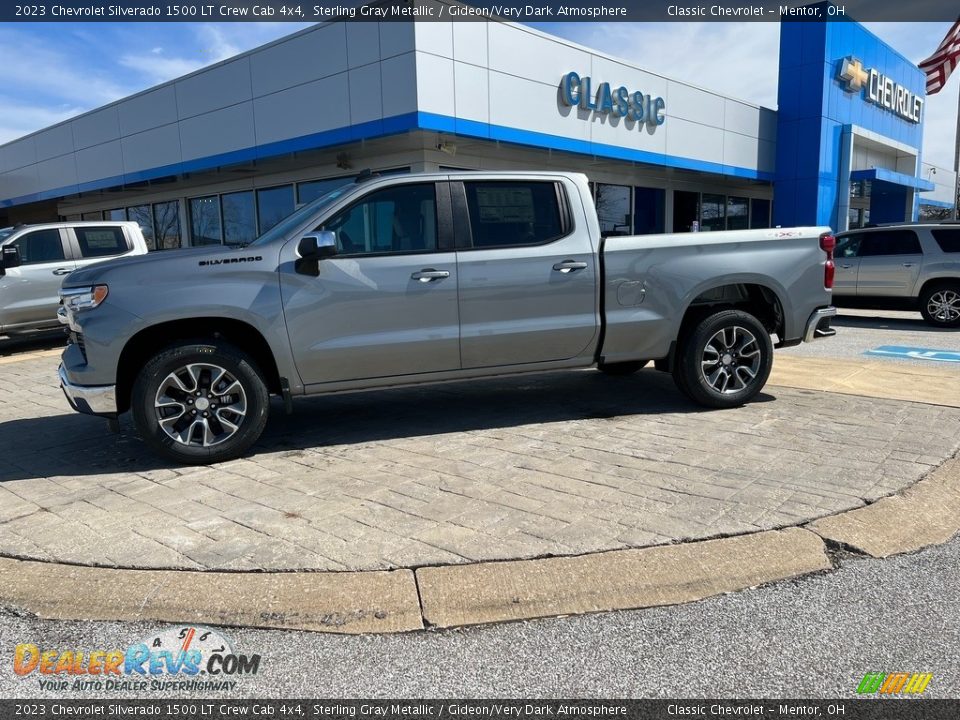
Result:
[297, 177, 350, 206]
[106, 208, 127, 221]
[633, 187, 665, 235]
[190, 195, 223, 246]
[675, 191, 770, 232]
[727, 197, 749, 230]
[153, 200, 182, 250]
[700, 193, 726, 232]
[126, 205, 156, 249]
[673, 191, 701, 232]
[222, 191, 257, 246]
[596, 184, 632, 237]
[750, 199, 770, 229]
[257, 185, 295, 234]
[81, 211, 103, 221]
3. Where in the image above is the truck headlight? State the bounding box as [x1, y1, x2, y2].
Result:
[61, 285, 109, 311]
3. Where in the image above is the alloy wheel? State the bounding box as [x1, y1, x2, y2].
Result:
[699, 326, 762, 394]
[154, 363, 248, 447]
[926, 289, 960, 324]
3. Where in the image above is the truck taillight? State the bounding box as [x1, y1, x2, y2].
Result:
[820, 234, 836, 289]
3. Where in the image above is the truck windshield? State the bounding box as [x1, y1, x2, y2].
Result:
[247, 184, 355, 247]
[0, 227, 14, 242]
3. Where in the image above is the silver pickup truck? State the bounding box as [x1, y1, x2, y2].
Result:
[0, 221, 149, 335]
[52, 172, 837, 464]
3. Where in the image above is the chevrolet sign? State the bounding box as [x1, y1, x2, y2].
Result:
[838, 57, 923, 124]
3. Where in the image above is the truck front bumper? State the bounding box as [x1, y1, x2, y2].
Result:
[803, 306, 838, 343]
[59, 363, 117, 416]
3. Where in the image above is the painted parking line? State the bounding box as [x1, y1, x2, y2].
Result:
[865, 346, 960, 364]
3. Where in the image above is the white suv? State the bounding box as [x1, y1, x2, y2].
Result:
[833, 223, 960, 328]
[0, 221, 149, 335]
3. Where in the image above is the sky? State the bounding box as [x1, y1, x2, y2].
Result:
[0, 20, 957, 169]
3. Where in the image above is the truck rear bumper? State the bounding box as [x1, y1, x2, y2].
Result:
[59, 364, 117, 416]
[803, 306, 838, 343]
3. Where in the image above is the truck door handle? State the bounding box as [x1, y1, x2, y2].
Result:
[553, 260, 588, 273]
[52, 268, 72, 276]
[411, 269, 450, 282]
[902, 263, 915, 268]
[840, 264, 853, 269]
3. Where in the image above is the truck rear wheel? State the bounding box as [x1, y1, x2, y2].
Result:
[132, 341, 269, 465]
[673, 309, 773, 409]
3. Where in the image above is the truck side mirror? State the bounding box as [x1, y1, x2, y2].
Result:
[298, 231, 338, 260]
[1, 245, 21, 271]
[295, 231, 337, 277]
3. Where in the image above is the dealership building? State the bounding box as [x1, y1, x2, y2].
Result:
[0, 4, 955, 250]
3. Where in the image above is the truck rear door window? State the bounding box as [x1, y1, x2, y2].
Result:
[464, 181, 565, 248]
[75, 227, 130, 258]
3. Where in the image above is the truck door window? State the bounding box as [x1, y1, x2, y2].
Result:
[463, 181, 565, 248]
[858, 230, 922, 257]
[75, 226, 130, 257]
[320, 184, 438, 255]
[10, 229, 65, 264]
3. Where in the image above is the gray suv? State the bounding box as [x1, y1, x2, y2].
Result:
[833, 223, 960, 327]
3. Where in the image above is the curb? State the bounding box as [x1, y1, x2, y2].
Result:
[1, 456, 957, 634]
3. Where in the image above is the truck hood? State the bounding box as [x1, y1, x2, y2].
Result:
[62, 245, 273, 287]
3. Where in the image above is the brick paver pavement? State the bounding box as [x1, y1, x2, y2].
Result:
[0, 350, 957, 571]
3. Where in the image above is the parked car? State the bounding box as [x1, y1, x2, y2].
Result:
[56, 171, 837, 464]
[0, 221, 150, 335]
[832, 222, 960, 327]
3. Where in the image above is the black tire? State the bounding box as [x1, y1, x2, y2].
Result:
[673, 309, 773, 409]
[598, 360, 648, 375]
[919, 282, 960, 328]
[132, 340, 269, 465]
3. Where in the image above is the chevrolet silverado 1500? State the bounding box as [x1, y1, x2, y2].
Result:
[57, 171, 837, 464]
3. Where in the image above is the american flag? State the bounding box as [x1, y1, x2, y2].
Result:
[919, 19, 960, 95]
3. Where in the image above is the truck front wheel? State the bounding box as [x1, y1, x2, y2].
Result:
[131, 341, 270, 464]
[673, 309, 773, 409]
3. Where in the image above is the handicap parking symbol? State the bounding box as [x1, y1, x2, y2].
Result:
[866, 345, 960, 363]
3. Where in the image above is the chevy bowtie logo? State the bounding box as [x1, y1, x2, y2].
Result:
[836, 55, 923, 124]
[839, 57, 869, 92]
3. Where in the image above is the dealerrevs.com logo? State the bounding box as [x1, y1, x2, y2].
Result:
[14, 625, 261, 693]
[856, 672, 933, 695]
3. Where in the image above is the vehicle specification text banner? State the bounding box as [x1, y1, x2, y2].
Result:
[7, 0, 960, 22]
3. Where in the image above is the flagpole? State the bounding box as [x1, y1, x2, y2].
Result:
[955, 87, 960, 220]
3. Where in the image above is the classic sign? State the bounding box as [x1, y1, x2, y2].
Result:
[560, 71, 665, 126]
